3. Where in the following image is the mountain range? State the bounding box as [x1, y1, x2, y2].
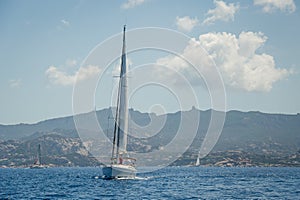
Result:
[0, 107, 299, 167]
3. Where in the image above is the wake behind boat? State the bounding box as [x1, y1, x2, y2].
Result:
[102, 25, 136, 179]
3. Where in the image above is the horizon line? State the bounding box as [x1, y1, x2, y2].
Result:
[1, 106, 299, 126]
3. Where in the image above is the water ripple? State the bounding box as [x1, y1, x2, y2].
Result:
[0, 167, 299, 199]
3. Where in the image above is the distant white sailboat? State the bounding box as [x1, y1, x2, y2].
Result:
[195, 155, 200, 166]
[102, 25, 136, 179]
[30, 144, 47, 169]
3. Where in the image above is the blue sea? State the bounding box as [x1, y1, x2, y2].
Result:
[1, 167, 300, 199]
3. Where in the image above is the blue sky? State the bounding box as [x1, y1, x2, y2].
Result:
[0, 0, 299, 124]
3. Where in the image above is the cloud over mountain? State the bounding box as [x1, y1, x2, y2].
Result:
[200, 31, 290, 91]
[156, 31, 290, 92]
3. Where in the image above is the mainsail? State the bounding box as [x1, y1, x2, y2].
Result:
[112, 25, 129, 162]
[34, 144, 42, 165]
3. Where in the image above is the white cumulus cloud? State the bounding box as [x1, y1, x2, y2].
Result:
[121, 0, 146, 9]
[254, 0, 296, 13]
[9, 79, 22, 88]
[46, 65, 101, 86]
[176, 16, 199, 32]
[203, 0, 239, 25]
[61, 19, 70, 26]
[156, 31, 290, 92]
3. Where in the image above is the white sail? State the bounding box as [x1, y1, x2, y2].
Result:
[34, 144, 41, 165]
[195, 156, 200, 166]
[116, 25, 129, 155]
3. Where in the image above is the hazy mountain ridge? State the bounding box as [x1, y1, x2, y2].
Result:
[0, 108, 300, 167]
[218, 111, 300, 147]
[0, 133, 99, 167]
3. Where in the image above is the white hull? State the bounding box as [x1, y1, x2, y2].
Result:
[102, 164, 136, 179]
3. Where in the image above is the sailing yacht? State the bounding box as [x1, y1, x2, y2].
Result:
[195, 156, 200, 166]
[102, 25, 137, 179]
[30, 144, 47, 169]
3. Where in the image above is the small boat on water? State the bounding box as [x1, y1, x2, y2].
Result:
[102, 25, 137, 179]
[30, 144, 47, 169]
[195, 155, 200, 166]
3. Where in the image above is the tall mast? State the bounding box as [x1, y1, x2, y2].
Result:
[116, 25, 129, 159]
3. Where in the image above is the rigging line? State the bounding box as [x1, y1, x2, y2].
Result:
[115, 71, 123, 161]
